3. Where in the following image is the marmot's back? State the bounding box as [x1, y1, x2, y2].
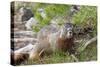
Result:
[37, 25, 59, 41]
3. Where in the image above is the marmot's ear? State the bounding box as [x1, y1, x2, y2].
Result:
[64, 23, 74, 28]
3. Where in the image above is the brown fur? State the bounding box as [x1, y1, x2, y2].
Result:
[57, 37, 74, 51]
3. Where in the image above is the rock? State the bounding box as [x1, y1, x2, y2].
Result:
[14, 43, 35, 54]
[19, 7, 34, 22]
[37, 8, 47, 19]
[15, 7, 34, 22]
[25, 17, 38, 30]
[13, 22, 26, 30]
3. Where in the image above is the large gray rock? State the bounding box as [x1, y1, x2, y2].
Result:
[19, 7, 34, 22]
[25, 17, 38, 30]
[37, 8, 47, 19]
[15, 7, 34, 22]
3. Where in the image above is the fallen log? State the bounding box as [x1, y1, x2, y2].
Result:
[77, 36, 97, 53]
[14, 31, 34, 34]
[12, 31, 37, 38]
[11, 37, 38, 43]
[11, 42, 35, 65]
[14, 43, 36, 54]
[11, 37, 37, 50]
[11, 43, 38, 65]
[70, 36, 97, 62]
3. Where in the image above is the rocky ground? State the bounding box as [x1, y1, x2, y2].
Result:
[11, 7, 37, 50]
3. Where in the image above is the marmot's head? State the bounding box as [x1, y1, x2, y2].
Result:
[60, 23, 73, 39]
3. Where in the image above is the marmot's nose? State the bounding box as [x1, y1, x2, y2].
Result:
[69, 31, 72, 34]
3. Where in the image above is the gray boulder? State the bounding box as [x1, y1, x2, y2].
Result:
[37, 8, 47, 19]
[18, 7, 34, 22]
[25, 17, 38, 30]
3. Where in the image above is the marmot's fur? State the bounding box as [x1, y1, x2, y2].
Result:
[29, 23, 75, 60]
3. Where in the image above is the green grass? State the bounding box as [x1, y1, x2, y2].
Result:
[24, 51, 75, 65]
[24, 42, 97, 65]
[77, 42, 97, 61]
